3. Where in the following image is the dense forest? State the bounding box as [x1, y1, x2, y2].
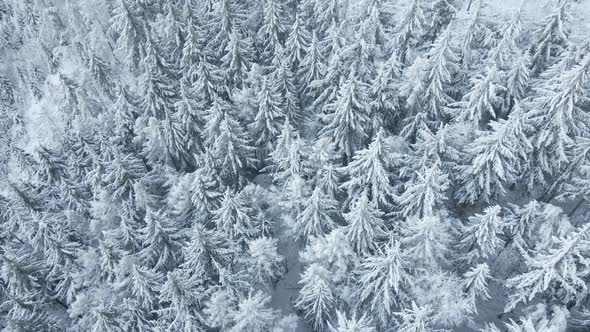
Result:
[1, 0, 590, 331]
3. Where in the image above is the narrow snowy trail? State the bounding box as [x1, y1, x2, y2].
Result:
[255, 174, 312, 332]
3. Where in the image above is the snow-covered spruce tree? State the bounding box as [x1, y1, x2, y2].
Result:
[300, 228, 356, 284]
[158, 269, 205, 330]
[320, 69, 371, 163]
[206, 0, 246, 58]
[425, 0, 457, 43]
[202, 97, 256, 184]
[229, 291, 278, 332]
[394, 302, 439, 332]
[173, 77, 203, 156]
[486, 3, 524, 71]
[463, 262, 491, 310]
[328, 310, 377, 332]
[363, 0, 391, 53]
[285, 11, 310, 69]
[410, 124, 461, 173]
[108, 0, 146, 71]
[158, 0, 184, 66]
[309, 42, 346, 124]
[251, 75, 285, 152]
[393, 0, 425, 64]
[180, 223, 236, 279]
[271, 50, 302, 123]
[270, 131, 308, 186]
[343, 21, 377, 84]
[369, 52, 402, 133]
[295, 263, 335, 331]
[291, 186, 338, 240]
[400, 214, 454, 269]
[505, 222, 590, 312]
[204, 289, 235, 330]
[528, 54, 590, 177]
[139, 209, 183, 271]
[356, 238, 412, 325]
[504, 54, 531, 111]
[460, 205, 505, 261]
[455, 64, 505, 125]
[188, 151, 224, 220]
[460, 0, 491, 70]
[343, 193, 387, 255]
[406, 27, 459, 131]
[258, 0, 288, 63]
[213, 189, 257, 241]
[456, 105, 532, 204]
[247, 237, 284, 286]
[340, 129, 394, 207]
[141, 114, 192, 172]
[298, 31, 325, 100]
[397, 161, 449, 218]
[138, 33, 176, 120]
[123, 264, 162, 311]
[221, 27, 253, 90]
[529, 0, 571, 74]
[302, 0, 340, 35]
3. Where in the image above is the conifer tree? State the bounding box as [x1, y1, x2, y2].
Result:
[251, 76, 285, 151]
[173, 78, 203, 155]
[158, 269, 204, 330]
[393, 302, 437, 332]
[271, 51, 302, 122]
[229, 291, 278, 332]
[247, 237, 284, 286]
[426, 0, 457, 42]
[343, 193, 387, 255]
[258, 0, 287, 62]
[506, 222, 590, 311]
[320, 70, 370, 162]
[292, 186, 338, 239]
[463, 262, 491, 306]
[398, 161, 449, 218]
[269, 130, 308, 185]
[213, 189, 257, 240]
[285, 11, 310, 68]
[190, 151, 224, 219]
[204, 290, 235, 330]
[505, 54, 531, 109]
[298, 32, 325, 99]
[456, 105, 532, 203]
[369, 52, 402, 133]
[394, 0, 425, 63]
[139, 209, 183, 271]
[222, 27, 253, 90]
[487, 4, 524, 70]
[529, 54, 590, 175]
[109, 0, 146, 70]
[460, 206, 505, 260]
[125, 264, 162, 311]
[329, 311, 377, 332]
[207, 0, 246, 57]
[139, 35, 176, 120]
[456, 65, 505, 124]
[203, 98, 255, 183]
[529, 1, 571, 74]
[181, 223, 235, 279]
[356, 239, 412, 324]
[400, 215, 452, 268]
[340, 129, 394, 207]
[295, 263, 335, 331]
[460, 0, 490, 69]
[406, 27, 459, 128]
